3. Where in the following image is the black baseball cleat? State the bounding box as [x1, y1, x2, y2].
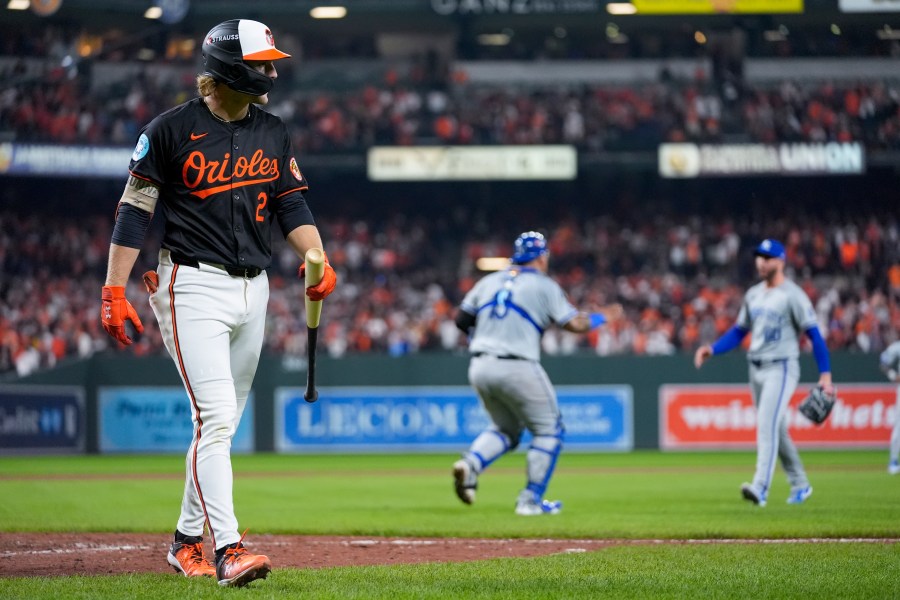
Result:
[740, 482, 767, 507]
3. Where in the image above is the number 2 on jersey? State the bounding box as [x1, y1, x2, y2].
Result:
[255, 192, 267, 222]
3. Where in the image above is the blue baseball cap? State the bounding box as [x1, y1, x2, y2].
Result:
[753, 239, 786, 260]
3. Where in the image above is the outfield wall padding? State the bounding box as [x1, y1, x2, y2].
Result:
[3, 352, 884, 452]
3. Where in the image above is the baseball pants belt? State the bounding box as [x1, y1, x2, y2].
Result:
[170, 253, 263, 279]
[472, 352, 528, 360]
[750, 358, 788, 368]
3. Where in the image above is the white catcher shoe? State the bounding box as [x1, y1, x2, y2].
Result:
[452, 458, 478, 505]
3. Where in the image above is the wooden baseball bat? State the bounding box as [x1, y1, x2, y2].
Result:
[303, 248, 325, 402]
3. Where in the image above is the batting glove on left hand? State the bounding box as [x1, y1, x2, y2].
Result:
[101, 285, 144, 345]
[298, 252, 337, 301]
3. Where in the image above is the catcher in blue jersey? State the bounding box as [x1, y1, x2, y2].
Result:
[452, 232, 622, 515]
[694, 239, 834, 507]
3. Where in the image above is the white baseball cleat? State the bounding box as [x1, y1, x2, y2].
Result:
[514, 490, 562, 516]
[786, 486, 813, 504]
[453, 459, 478, 505]
[889, 461, 900, 475]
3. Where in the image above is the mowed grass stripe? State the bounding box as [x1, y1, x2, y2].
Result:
[1, 450, 898, 539]
[1, 543, 898, 600]
[0, 463, 888, 481]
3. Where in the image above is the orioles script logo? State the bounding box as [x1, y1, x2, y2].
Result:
[183, 149, 280, 199]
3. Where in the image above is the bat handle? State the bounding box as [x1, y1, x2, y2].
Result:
[304, 326, 318, 403]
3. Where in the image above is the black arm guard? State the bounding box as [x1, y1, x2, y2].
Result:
[455, 309, 476, 334]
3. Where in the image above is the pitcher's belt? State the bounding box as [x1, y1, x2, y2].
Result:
[473, 352, 528, 360]
[750, 358, 787, 368]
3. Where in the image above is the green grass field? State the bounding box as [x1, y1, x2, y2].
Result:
[1, 450, 899, 599]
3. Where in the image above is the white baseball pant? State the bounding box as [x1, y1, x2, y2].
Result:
[149, 249, 268, 550]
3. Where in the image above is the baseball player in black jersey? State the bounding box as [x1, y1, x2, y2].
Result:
[100, 19, 336, 587]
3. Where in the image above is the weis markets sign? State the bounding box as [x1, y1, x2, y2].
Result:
[660, 384, 896, 449]
[659, 142, 865, 178]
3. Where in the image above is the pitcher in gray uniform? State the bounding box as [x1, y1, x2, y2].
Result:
[452, 231, 622, 516]
[879, 341, 900, 474]
[694, 239, 834, 507]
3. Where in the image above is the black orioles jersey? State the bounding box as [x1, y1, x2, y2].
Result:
[128, 97, 314, 270]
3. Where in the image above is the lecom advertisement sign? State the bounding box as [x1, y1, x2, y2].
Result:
[661, 384, 896, 450]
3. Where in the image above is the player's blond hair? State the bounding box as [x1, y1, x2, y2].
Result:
[196, 74, 217, 97]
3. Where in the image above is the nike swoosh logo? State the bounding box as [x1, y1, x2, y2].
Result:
[190, 132, 208, 140]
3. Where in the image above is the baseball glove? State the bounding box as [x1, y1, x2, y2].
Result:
[798, 385, 837, 425]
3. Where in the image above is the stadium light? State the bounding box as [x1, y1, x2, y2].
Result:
[877, 25, 900, 40]
[476, 257, 511, 271]
[607, 3, 637, 15]
[763, 25, 789, 42]
[144, 6, 162, 19]
[310, 6, 347, 19]
[477, 33, 511, 46]
[7, 0, 30, 9]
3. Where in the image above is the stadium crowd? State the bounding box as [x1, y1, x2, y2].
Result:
[3, 22, 900, 376]
[3, 201, 900, 376]
[3, 59, 900, 152]
[2, 19, 900, 152]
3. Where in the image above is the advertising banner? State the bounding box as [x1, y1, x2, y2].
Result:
[839, 0, 900, 12]
[367, 146, 577, 181]
[99, 387, 254, 453]
[632, 0, 803, 13]
[276, 385, 632, 452]
[658, 142, 865, 178]
[431, 0, 602, 15]
[661, 384, 896, 450]
[0, 385, 85, 454]
[0, 143, 131, 178]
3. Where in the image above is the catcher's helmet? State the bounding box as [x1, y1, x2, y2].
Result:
[511, 231, 549, 265]
[201, 19, 290, 96]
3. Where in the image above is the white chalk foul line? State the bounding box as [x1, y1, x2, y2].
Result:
[2, 537, 896, 558]
[0, 543, 159, 558]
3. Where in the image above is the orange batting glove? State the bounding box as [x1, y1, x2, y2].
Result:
[142, 271, 159, 294]
[298, 252, 337, 301]
[100, 285, 144, 345]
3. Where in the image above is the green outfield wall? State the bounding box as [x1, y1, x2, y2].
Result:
[3, 352, 886, 452]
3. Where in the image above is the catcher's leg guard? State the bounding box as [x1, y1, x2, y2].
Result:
[466, 428, 516, 472]
[525, 423, 564, 499]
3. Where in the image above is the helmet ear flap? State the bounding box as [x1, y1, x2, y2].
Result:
[203, 51, 274, 96]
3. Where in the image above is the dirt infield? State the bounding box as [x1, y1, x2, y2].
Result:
[0, 533, 624, 577]
[2, 533, 896, 578]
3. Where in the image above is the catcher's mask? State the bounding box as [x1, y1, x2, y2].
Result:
[511, 231, 549, 265]
[201, 19, 290, 96]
